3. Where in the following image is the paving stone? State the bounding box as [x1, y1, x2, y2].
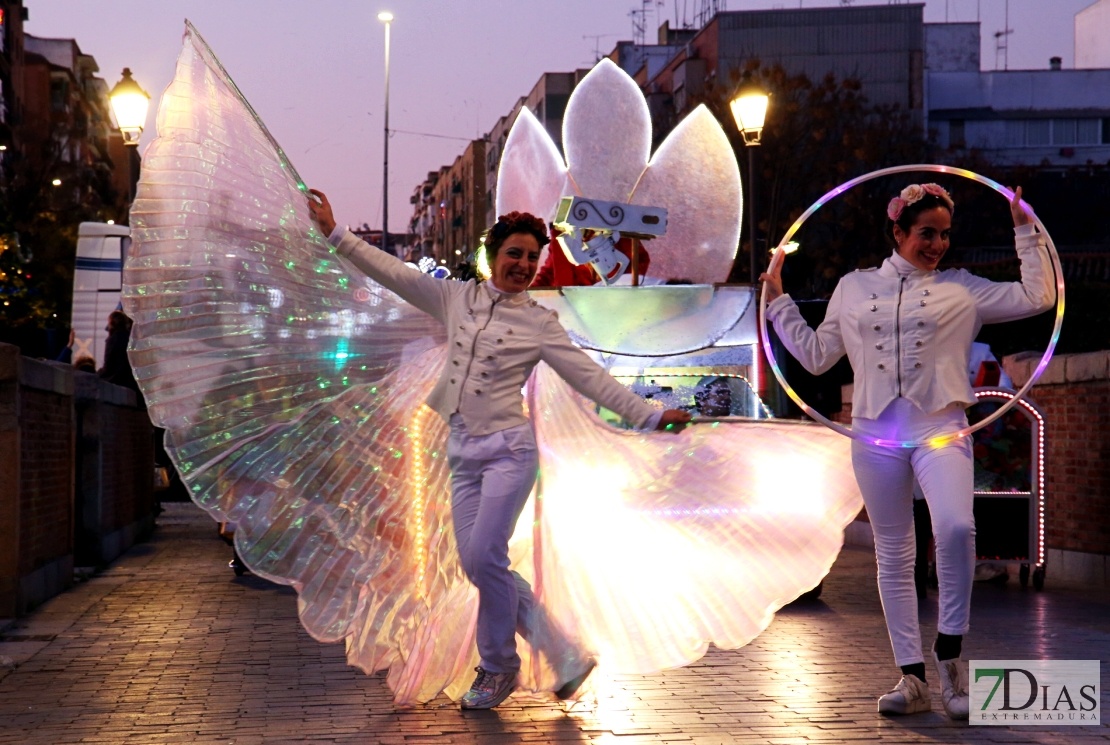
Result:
[0, 502, 1107, 744]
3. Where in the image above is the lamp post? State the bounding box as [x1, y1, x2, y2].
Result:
[109, 68, 151, 217]
[378, 11, 393, 255]
[729, 80, 769, 284]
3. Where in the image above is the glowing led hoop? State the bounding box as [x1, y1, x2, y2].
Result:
[759, 164, 1065, 448]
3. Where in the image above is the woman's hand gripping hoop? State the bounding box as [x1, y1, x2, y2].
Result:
[757, 164, 1065, 449]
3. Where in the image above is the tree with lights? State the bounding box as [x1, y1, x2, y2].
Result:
[0, 121, 122, 354]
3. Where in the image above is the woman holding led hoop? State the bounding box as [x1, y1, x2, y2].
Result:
[307, 190, 691, 710]
[761, 183, 1053, 720]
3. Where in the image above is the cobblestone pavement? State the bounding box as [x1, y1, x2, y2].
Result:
[0, 502, 1107, 744]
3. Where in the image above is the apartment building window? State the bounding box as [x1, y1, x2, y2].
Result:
[1075, 119, 1100, 145]
[545, 94, 569, 120]
[1002, 120, 1025, 147]
[51, 80, 70, 112]
[1053, 118, 1078, 145]
[1007, 118, 1103, 147]
[1025, 120, 1050, 146]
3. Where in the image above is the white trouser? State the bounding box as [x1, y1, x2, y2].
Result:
[447, 415, 539, 674]
[851, 399, 975, 667]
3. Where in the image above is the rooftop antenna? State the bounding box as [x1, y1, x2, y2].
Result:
[629, 0, 649, 46]
[673, 0, 693, 29]
[694, 0, 727, 29]
[994, 0, 1013, 71]
[583, 34, 618, 63]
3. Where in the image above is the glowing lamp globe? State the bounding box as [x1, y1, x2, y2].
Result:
[729, 83, 769, 146]
[109, 68, 151, 145]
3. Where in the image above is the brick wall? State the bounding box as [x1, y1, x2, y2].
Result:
[0, 343, 155, 617]
[0, 358, 19, 612]
[18, 387, 74, 575]
[0, 347, 75, 616]
[73, 373, 155, 566]
[1007, 351, 1110, 558]
[101, 403, 154, 534]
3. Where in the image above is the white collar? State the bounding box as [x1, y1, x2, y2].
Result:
[885, 250, 927, 278]
[481, 280, 529, 305]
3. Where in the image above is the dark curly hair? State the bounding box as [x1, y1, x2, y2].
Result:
[482, 211, 550, 259]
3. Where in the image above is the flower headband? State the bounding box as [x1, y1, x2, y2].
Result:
[886, 183, 955, 222]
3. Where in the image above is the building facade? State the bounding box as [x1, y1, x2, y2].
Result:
[3, 12, 131, 223]
[927, 14, 1110, 169]
[1076, 0, 1110, 70]
[0, 0, 27, 154]
[483, 71, 587, 228]
[408, 169, 441, 261]
[412, 2, 1110, 267]
[21, 33, 123, 205]
[434, 138, 485, 271]
[633, 5, 926, 139]
[483, 97, 523, 229]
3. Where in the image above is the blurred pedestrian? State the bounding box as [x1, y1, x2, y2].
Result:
[98, 310, 140, 393]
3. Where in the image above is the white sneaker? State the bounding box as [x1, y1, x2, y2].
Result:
[878, 673, 931, 715]
[934, 653, 970, 720]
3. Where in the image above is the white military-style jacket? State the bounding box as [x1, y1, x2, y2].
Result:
[331, 228, 658, 435]
[767, 224, 1054, 420]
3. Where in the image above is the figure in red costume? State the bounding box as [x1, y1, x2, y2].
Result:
[531, 227, 650, 288]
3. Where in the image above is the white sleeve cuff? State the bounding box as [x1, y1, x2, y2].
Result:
[1014, 223, 1037, 237]
[641, 410, 664, 431]
[327, 224, 348, 247]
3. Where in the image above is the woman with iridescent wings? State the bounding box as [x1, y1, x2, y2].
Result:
[308, 191, 690, 708]
[124, 23, 866, 708]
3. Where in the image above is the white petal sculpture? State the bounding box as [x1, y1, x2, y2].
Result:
[631, 105, 743, 284]
[562, 58, 652, 202]
[495, 107, 568, 222]
[496, 59, 741, 284]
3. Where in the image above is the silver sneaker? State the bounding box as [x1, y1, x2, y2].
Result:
[878, 673, 931, 715]
[460, 666, 517, 710]
[934, 653, 970, 720]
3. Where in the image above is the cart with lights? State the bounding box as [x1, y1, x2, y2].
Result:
[967, 388, 1048, 590]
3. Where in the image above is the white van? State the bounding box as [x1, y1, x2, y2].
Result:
[70, 222, 131, 366]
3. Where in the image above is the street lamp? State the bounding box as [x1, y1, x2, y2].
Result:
[730, 80, 769, 283]
[378, 11, 393, 255]
[109, 68, 150, 220]
[109, 68, 150, 146]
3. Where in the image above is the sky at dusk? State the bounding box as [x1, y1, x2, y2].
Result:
[25, 0, 1100, 230]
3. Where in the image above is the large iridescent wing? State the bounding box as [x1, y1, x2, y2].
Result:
[528, 363, 862, 673]
[122, 23, 480, 704]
